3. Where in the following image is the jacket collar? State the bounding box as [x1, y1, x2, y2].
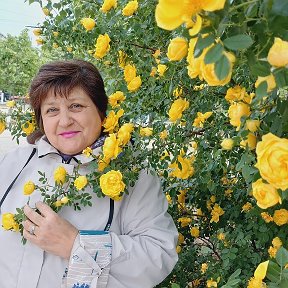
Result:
[36, 136, 105, 165]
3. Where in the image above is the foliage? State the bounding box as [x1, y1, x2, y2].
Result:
[2, 0, 288, 287]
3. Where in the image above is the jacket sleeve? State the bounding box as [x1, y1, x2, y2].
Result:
[107, 170, 178, 288]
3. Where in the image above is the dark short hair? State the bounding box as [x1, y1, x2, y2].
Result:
[29, 59, 108, 131]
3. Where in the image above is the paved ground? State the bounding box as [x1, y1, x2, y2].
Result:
[0, 103, 28, 156]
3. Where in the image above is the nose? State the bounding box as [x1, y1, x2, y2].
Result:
[59, 109, 74, 127]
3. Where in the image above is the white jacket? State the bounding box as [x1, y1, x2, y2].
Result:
[0, 137, 178, 288]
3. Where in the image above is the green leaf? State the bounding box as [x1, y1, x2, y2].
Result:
[171, 284, 180, 288]
[273, 68, 288, 88]
[276, 247, 288, 267]
[194, 34, 215, 58]
[272, 0, 288, 16]
[255, 81, 268, 100]
[266, 260, 281, 282]
[204, 43, 224, 64]
[215, 54, 230, 80]
[223, 34, 254, 50]
[250, 61, 271, 77]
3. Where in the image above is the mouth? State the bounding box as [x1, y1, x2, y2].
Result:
[59, 131, 80, 138]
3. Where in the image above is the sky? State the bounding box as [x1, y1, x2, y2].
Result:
[0, 0, 46, 44]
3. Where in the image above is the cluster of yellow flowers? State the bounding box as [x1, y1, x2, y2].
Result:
[168, 98, 190, 122]
[252, 133, 288, 210]
[123, 63, 142, 92]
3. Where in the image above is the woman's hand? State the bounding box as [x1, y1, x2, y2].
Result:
[23, 201, 78, 259]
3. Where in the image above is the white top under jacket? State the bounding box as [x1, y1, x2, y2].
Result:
[0, 136, 178, 288]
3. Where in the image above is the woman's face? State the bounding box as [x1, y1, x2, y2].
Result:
[41, 86, 102, 155]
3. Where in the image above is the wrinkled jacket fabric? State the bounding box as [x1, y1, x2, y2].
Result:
[0, 137, 178, 288]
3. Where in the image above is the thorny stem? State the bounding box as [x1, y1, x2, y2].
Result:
[199, 237, 222, 261]
[229, 0, 260, 13]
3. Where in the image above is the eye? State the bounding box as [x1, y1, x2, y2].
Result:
[46, 107, 59, 114]
[70, 103, 84, 111]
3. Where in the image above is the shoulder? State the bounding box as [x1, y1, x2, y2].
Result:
[0, 145, 37, 166]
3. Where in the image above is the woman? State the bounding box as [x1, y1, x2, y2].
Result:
[0, 60, 178, 288]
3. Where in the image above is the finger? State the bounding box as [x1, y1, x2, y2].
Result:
[22, 220, 38, 238]
[35, 201, 56, 217]
[23, 205, 44, 226]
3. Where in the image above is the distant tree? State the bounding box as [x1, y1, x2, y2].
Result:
[0, 30, 41, 95]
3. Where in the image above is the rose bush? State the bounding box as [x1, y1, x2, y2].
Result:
[1, 0, 288, 286]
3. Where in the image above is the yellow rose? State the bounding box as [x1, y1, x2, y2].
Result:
[36, 37, 44, 45]
[245, 119, 261, 132]
[157, 64, 167, 76]
[117, 123, 134, 145]
[103, 133, 122, 160]
[178, 233, 185, 245]
[118, 50, 127, 68]
[272, 237, 282, 249]
[155, 0, 225, 31]
[124, 64, 137, 83]
[255, 74, 276, 92]
[108, 91, 126, 108]
[6, 100, 15, 108]
[159, 130, 168, 140]
[220, 138, 234, 150]
[201, 51, 235, 86]
[190, 227, 200, 238]
[60, 196, 69, 204]
[210, 204, 224, 223]
[2, 213, 19, 231]
[173, 87, 183, 98]
[267, 37, 288, 67]
[261, 212, 273, 223]
[82, 147, 93, 157]
[100, 170, 125, 198]
[94, 33, 111, 58]
[53, 31, 59, 37]
[201, 263, 208, 274]
[122, 0, 139, 16]
[139, 127, 153, 137]
[268, 246, 277, 258]
[168, 98, 190, 122]
[98, 156, 111, 172]
[52, 43, 59, 49]
[54, 200, 62, 207]
[74, 175, 88, 190]
[0, 121, 5, 134]
[54, 166, 67, 184]
[80, 17, 96, 31]
[169, 156, 194, 179]
[255, 133, 288, 190]
[103, 109, 124, 133]
[23, 181, 35, 196]
[202, 0, 226, 11]
[252, 178, 281, 209]
[167, 37, 188, 61]
[240, 133, 257, 150]
[177, 217, 192, 227]
[247, 277, 265, 288]
[100, 0, 117, 13]
[33, 28, 42, 36]
[127, 76, 142, 92]
[225, 85, 246, 103]
[273, 209, 288, 226]
[228, 102, 251, 130]
[176, 245, 181, 253]
[193, 111, 213, 128]
[67, 46, 73, 52]
[22, 121, 35, 136]
[42, 7, 50, 16]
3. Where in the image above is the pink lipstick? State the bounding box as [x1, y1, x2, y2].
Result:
[59, 131, 80, 138]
